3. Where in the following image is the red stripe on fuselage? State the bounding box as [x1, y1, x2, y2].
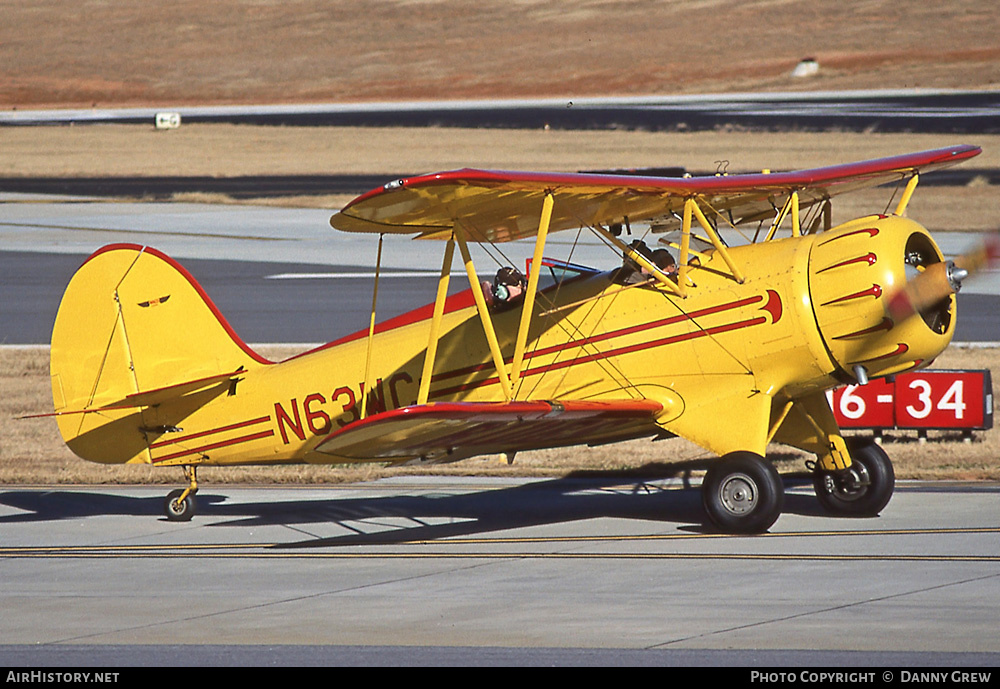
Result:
[431, 294, 765, 383]
[430, 315, 767, 398]
[150, 429, 276, 463]
[148, 415, 272, 448]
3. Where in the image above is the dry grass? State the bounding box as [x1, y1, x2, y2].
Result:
[6, 127, 1000, 178]
[3, 127, 999, 231]
[4, 344, 998, 485]
[3, 1, 999, 107]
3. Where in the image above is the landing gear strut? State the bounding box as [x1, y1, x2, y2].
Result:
[813, 439, 894, 516]
[164, 465, 199, 521]
[702, 452, 784, 534]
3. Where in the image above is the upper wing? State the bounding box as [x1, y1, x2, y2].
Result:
[313, 399, 664, 463]
[330, 145, 981, 242]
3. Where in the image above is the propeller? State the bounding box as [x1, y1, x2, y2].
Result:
[886, 233, 1000, 323]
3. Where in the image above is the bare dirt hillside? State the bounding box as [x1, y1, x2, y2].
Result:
[3, 1, 999, 109]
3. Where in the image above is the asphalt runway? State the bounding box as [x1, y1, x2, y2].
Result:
[2, 197, 999, 344]
[4, 90, 1000, 133]
[0, 250, 449, 345]
[5, 250, 999, 346]
[1, 477, 999, 666]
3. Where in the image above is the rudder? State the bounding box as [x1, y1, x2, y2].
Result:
[50, 244, 268, 463]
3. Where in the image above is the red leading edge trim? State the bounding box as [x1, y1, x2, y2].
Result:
[342, 146, 981, 211]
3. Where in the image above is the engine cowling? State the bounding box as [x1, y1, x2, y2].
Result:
[807, 215, 955, 383]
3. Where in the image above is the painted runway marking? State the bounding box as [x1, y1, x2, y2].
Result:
[0, 221, 288, 242]
[3, 527, 998, 560]
[2, 551, 998, 562]
[265, 272, 439, 279]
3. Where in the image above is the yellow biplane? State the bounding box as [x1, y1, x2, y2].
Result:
[45, 144, 990, 533]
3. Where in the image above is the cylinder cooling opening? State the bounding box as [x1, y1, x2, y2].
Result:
[904, 232, 952, 334]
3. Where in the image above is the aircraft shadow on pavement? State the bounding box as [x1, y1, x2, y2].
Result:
[0, 469, 827, 545]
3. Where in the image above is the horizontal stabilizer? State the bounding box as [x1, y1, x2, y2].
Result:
[26, 368, 244, 419]
[123, 367, 244, 407]
[314, 399, 663, 463]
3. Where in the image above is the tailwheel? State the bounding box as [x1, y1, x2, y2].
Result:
[164, 489, 196, 521]
[813, 439, 894, 517]
[163, 466, 199, 522]
[702, 452, 784, 534]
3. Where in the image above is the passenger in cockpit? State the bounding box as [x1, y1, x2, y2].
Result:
[619, 240, 676, 284]
[483, 266, 528, 310]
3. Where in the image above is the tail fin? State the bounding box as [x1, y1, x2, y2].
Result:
[50, 244, 269, 463]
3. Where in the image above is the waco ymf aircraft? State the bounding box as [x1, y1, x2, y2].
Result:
[46, 144, 989, 533]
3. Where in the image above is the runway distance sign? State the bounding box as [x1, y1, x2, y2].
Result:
[830, 370, 993, 431]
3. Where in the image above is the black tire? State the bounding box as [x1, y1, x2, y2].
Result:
[702, 452, 784, 534]
[813, 439, 895, 517]
[164, 488, 196, 522]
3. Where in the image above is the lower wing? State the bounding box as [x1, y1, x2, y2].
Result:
[313, 399, 663, 464]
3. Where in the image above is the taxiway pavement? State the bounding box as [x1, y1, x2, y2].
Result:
[1, 477, 999, 665]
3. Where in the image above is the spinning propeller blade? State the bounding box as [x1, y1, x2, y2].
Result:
[887, 233, 1000, 322]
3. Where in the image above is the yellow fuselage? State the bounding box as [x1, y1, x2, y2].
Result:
[55, 214, 952, 468]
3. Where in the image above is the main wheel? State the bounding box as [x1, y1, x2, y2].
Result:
[164, 489, 196, 522]
[702, 452, 784, 534]
[813, 439, 894, 517]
